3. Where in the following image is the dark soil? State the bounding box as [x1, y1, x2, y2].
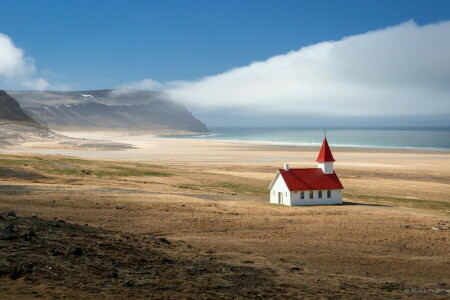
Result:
[0, 167, 41, 181]
[0, 212, 277, 299]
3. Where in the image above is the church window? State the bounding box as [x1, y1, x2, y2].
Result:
[318, 191, 322, 198]
[309, 191, 313, 199]
[327, 190, 331, 198]
[300, 191, 304, 199]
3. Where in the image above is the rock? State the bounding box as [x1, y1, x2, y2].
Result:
[158, 237, 170, 245]
[0, 224, 16, 240]
[0, 230, 13, 240]
[103, 271, 119, 278]
[9, 267, 22, 280]
[125, 281, 135, 287]
[81, 169, 92, 175]
[6, 211, 16, 217]
[52, 277, 64, 281]
[161, 258, 173, 264]
[9, 264, 34, 280]
[432, 226, 449, 230]
[67, 247, 83, 256]
[19, 230, 36, 240]
[48, 249, 64, 256]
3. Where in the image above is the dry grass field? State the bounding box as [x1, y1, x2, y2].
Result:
[0, 137, 449, 299]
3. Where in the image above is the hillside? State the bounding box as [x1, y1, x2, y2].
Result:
[8, 90, 208, 133]
[0, 212, 273, 299]
[0, 90, 40, 127]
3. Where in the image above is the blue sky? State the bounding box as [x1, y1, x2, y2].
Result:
[1, 0, 450, 126]
[1, 0, 449, 90]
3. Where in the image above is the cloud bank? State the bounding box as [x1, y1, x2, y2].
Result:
[0, 33, 51, 90]
[119, 78, 163, 91]
[163, 20, 450, 117]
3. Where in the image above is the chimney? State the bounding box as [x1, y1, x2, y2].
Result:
[284, 164, 289, 171]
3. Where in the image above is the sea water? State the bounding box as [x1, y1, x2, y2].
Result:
[180, 127, 450, 151]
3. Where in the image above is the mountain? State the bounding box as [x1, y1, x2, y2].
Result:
[0, 90, 41, 127]
[8, 89, 208, 133]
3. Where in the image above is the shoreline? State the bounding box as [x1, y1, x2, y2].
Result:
[165, 137, 450, 154]
[1, 132, 450, 158]
[55, 130, 450, 154]
[1, 138, 450, 165]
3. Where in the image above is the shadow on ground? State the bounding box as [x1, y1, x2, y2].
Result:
[342, 201, 390, 207]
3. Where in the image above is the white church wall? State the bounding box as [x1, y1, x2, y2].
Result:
[290, 189, 342, 206]
[269, 174, 291, 205]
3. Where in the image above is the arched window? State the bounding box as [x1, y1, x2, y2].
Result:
[300, 191, 304, 199]
[327, 190, 331, 198]
[309, 191, 313, 199]
[318, 191, 322, 198]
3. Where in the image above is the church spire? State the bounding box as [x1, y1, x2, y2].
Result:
[316, 138, 335, 162]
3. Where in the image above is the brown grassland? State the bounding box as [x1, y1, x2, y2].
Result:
[0, 137, 449, 299]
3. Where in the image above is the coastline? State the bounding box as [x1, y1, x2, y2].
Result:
[57, 130, 450, 154]
[2, 131, 450, 159]
[170, 126, 450, 152]
[167, 137, 450, 154]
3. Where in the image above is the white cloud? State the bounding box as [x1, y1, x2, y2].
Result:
[165, 20, 450, 116]
[120, 78, 163, 91]
[0, 33, 50, 90]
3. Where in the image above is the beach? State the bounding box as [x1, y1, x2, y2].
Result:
[0, 132, 449, 298]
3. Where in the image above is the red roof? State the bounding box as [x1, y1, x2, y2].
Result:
[316, 138, 335, 162]
[278, 168, 343, 191]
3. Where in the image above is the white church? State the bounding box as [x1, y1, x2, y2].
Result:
[269, 138, 344, 206]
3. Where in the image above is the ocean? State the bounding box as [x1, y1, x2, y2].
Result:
[179, 127, 450, 151]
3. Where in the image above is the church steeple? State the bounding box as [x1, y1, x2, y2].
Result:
[316, 138, 335, 162]
[316, 138, 335, 174]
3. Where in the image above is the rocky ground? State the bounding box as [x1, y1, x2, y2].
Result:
[0, 211, 279, 299]
[0, 123, 61, 146]
[2, 210, 447, 299]
[0, 122, 135, 151]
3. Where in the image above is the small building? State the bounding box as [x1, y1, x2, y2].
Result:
[268, 138, 344, 206]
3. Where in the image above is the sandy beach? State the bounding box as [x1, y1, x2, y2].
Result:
[0, 131, 449, 299]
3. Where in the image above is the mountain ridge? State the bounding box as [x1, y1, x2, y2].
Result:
[8, 89, 208, 133]
[0, 90, 42, 127]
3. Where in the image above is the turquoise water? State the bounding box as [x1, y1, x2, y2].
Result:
[180, 127, 450, 151]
